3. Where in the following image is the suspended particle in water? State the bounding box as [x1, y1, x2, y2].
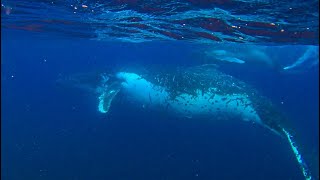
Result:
[5, 6, 12, 15]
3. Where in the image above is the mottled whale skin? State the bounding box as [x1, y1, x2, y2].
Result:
[115, 72, 261, 123]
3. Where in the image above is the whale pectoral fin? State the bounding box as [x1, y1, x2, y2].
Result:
[217, 57, 246, 64]
[282, 128, 313, 180]
[98, 85, 121, 114]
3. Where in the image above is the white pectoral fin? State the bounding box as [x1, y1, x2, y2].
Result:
[212, 50, 227, 56]
[98, 87, 120, 114]
[218, 57, 246, 64]
[283, 66, 291, 70]
[282, 128, 313, 180]
[98, 91, 108, 113]
[283, 46, 319, 71]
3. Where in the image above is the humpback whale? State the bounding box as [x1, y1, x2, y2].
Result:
[190, 44, 285, 73]
[59, 65, 313, 180]
[202, 46, 277, 68]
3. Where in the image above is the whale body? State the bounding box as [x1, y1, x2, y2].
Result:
[59, 65, 313, 180]
[70, 65, 286, 135]
[115, 71, 260, 122]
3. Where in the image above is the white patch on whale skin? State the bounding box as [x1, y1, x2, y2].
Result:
[116, 72, 261, 124]
[116, 72, 169, 105]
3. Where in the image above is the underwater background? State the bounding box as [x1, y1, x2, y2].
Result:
[1, 0, 319, 180]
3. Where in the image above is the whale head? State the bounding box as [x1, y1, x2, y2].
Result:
[56, 71, 124, 113]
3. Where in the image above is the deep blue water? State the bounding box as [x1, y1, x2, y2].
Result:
[1, 28, 319, 180]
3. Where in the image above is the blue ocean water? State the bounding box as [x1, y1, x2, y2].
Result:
[1, 1, 319, 180]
